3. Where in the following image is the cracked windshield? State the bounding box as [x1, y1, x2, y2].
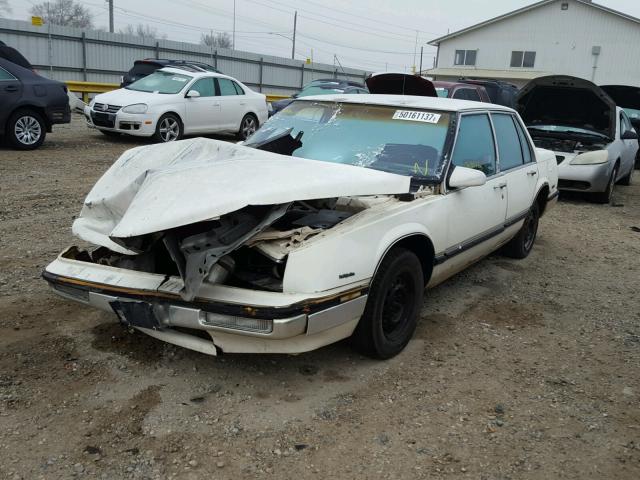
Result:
[247, 101, 451, 180]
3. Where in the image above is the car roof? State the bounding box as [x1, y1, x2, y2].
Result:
[295, 94, 515, 113]
[433, 81, 478, 89]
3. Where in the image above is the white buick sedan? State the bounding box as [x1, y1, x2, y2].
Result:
[85, 67, 268, 141]
[46, 95, 558, 359]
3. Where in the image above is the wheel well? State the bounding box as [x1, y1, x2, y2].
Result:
[535, 184, 550, 217]
[7, 105, 50, 132]
[382, 235, 435, 285]
[160, 111, 183, 126]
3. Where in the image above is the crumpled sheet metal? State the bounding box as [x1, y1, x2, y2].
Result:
[72, 137, 411, 254]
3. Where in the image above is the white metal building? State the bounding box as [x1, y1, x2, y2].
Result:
[427, 0, 640, 87]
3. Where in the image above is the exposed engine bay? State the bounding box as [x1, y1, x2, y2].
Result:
[528, 132, 607, 154]
[72, 197, 370, 299]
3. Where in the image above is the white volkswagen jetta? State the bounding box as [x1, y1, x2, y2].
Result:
[85, 66, 268, 142]
[47, 96, 558, 359]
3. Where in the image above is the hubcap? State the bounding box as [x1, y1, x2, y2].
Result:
[242, 117, 256, 138]
[15, 116, 42, 145]
[381, 272, 414, 341]
[159, 117, 179, 142]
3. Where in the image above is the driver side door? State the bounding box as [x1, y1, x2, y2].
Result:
[440, 113, 508, 273]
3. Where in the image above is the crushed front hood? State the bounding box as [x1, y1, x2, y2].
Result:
[517, 75, 616, 139]
[73, 137, 411, 255]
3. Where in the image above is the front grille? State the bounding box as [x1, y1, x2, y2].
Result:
[558, 179, 591, 190]
[93, 103, 121, 113]
[91, 112, 115, 128]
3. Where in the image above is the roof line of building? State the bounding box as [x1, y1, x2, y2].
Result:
[428, 0, 640, 46]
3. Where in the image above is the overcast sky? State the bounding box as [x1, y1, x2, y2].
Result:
[6, 0, 640, 72]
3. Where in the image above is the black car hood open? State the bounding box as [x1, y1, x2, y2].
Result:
[517, 75, 616, 139]
[600, 85, 640, 110]
[366, 73, 436, 97]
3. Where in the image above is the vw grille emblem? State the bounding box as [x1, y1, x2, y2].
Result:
[101, 104, 109, 112]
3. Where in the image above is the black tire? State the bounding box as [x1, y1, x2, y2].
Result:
[592, 165, 618, 204]
[351, 248, 424, 359]
[153, 113, 183, 143]
[7, 109, 46, 150]
[237, 113, 258, 140]
[98, 129, 120, 137]
[502, 202, 540, 259]
[618, 164, 633, 186]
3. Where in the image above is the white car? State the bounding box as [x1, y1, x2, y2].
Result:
[517, 76, 637, 203]
[85, 67, 268, 142]
[45, 95, 558, 359]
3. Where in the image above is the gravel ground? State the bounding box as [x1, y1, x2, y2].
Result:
[1, 115, 639, 480]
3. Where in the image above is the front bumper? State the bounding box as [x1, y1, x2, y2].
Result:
[556, 156, 612, 193]
[85, 107, 156, 137]
[43, 252, 368, 355]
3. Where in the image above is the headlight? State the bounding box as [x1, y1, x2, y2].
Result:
[122, 103, 148, 114]
[570, 150, 609, 165]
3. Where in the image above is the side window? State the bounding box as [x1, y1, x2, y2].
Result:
[453, 88, 481, 102]
[0, 67, 17, 81]
[451, 114, 496, 176]
[233, 81, 245, 95]
[217, 78, 239, 96]
[492, 113, 525, 171]
[513, 116, 533, 164]
[189, 78, 214, 97]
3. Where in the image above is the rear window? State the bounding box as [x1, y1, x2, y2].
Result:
[130, 62, 160, 76]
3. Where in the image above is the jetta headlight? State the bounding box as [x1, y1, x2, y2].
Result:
[122, 103, 148, 114]
[570, 150, 609, 165]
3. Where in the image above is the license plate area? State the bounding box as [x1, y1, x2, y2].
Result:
[110, 301, 162, 330]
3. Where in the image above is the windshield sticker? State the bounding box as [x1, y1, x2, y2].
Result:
[171, 77, 188, 82]
[393, 110, 441, 124]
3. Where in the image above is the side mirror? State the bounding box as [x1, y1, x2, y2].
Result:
[448, 166, 487, 189]
[622, 130, 638, 140]
[186, 90, 201, 98]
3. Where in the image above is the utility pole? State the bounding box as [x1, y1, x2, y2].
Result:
[419, 46, 423, 74]
[291, 10, 297, 60]
[108, 0, 114, 33]
[232, 0, 236, 49]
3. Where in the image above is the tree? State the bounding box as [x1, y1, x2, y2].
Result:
[200, 32, 232, 49]
[0, 0, 12, 17]
[119, 23, 166, 40]
[29, 0, 92, 28]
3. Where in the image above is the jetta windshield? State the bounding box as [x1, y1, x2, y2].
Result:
[126, 71, 192, 94]
[246, 101, 452, 181]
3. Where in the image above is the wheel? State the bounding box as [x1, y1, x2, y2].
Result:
[618, 164, 633, 186]
[237, 114, 258, 140]
[351, 248, 424, 359]
[502, 202, 540, 259]
[592, 165, 618, 204]
[7, 109, 46, 150]
[153, 114, 183, 143]
[98, 129, 120, 137]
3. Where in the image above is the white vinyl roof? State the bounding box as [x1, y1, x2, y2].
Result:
[296, 93, 516, 113]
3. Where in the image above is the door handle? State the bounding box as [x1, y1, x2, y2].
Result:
[5, 85, 18, 92]
[493, 183, 507, 190]
[212, 102, 220, 107]
[527, 170, 538, 176]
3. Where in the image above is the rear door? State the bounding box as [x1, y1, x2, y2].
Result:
[491, 112, 538, 224]
[0, 65, 21, 129]
[620, 111, 637, 174]
[215, 77, 246, 131]
[183, 77, 220, 133]
[443, 113, 508, 269]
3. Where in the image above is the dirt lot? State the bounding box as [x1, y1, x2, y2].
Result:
[1, 115, 639, 480]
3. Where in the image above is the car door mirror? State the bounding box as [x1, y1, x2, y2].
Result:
[622, 130, 638, 140]
[186, 90, 201, 98]
[448, 166, 487, 189]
